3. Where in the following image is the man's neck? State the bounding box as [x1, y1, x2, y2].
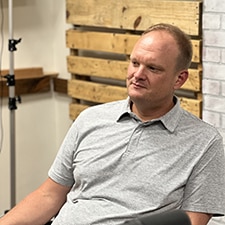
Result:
[131, 99, 175, 122]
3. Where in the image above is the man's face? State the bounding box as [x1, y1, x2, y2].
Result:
[126, 31, 185, 108]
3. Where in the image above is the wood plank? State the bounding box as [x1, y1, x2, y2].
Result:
[0, 76, 51, 97]
[0, 69, 58, 97]
[53, 78, 68, 94]
[16, 76, 52, 95]
[66, 30, 201, 63]
[67, 56, 127, 80]
[192, 40, 202, 63]
[180, 97, 202, 118]
[182, 69, 202, 92]
[68, 79, 127, 103]
[66, 0, 202, 36]
[1, 67, 44, 79]
[66, 29, 139, 55]
[69, 103, 89, 120]
[67, 56, 201, 92]
[69, 97, 202, 120]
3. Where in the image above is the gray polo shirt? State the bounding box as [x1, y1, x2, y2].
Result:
[49, 97, 225, 225]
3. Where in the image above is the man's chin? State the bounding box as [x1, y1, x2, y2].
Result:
[128, 88, 144, 96]
[128, 94, 146, 102]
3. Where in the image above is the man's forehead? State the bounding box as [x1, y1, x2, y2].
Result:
[133, 32, 177, 54]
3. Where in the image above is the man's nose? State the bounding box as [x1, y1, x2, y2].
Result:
[133, 66, 146, 80]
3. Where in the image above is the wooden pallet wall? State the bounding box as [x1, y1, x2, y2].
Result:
[66, 0, 202, 120]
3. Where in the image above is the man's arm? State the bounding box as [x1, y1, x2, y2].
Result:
[186, 211, 212, 225]
[0, 177, 71, 225]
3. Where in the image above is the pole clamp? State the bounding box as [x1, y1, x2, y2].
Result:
[8, 38, 22, 52]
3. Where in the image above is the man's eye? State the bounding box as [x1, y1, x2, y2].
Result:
[132, 61, 139, 67]
[148, 66, 156, 71]
[148, 66, 160, 73]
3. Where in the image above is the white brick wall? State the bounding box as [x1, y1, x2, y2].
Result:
[202, 0, 225, 141]
[204, 0, 225, 13]
[203, 0, 225, 224]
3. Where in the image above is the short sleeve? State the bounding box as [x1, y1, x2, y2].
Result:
[48, 122, 78, 187]
[181, 134, 225, 216]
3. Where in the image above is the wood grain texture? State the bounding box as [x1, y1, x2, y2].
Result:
[66, 0, 203, 118]
[66, 0, 202, 35]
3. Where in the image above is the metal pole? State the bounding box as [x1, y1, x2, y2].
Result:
[8, 0, 16, 208]
[6, 0, 21, 208]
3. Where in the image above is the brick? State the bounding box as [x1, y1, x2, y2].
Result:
[202, 110, 221, 127]
[203, 0, 225, 136]
[204, 63, 225, 80]
[204, 30, 225, 48]
[202, 79, 220, 95]
[203, 13, 220, 29]
[222, 15, 225, 30]
[204, 95, 225, 113]
[216, 128, 225, 147]
[222, 49, 225, 63]
[222, 114, 225, 129]
[204, 0, 225, 13]
[202, 47, 220, 63]
[222, 82, 225, 96]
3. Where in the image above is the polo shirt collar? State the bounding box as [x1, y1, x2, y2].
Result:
[157, 96, 183, 132]
[117, 96, 183, 133]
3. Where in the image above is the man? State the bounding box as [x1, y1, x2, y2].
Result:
[0, 23, 224, 225]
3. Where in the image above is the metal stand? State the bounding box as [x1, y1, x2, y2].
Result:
[3, 0, 21, 209]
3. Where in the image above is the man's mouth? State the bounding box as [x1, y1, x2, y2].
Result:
[131, 81, 145, 88]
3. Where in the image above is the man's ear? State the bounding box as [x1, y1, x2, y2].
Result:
[174, 70, 189, 90]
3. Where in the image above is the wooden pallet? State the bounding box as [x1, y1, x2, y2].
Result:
[66, 0, 203, 119]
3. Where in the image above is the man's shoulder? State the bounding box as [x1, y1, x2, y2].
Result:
[86, 99, 127, 112]
[181, 109, 221, 138]
[77, 99, 128, 120]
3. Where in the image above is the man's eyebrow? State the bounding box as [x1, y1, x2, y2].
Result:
[147, 63, 164, 69]
[130, 56, 140, 61]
